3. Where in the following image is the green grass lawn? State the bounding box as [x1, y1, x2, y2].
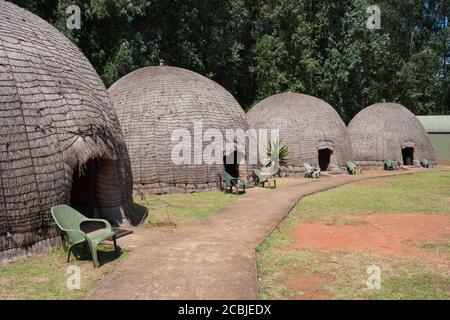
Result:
[134, 191, 239, 226]
[295, 171, 450, 224]
[0, 244, 125, 300]
[257, 171, 450, 300]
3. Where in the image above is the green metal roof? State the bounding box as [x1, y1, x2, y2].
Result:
[416, 116, 450, 133]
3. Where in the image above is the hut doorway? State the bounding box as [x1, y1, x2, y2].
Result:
[70, 159, 97, 218]
[69, 158, 122, 222]
[223, 150, 239, 178]
[318, 148, 333, 171]
[402, 147, 414, 166]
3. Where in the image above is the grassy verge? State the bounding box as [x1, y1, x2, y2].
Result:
[294, 171, 450, 224]
[0, 244, 126, 299]
[257, 171, 450, 300]
[134, 191, 239, 226]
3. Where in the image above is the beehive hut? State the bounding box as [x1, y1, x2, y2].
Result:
[0, 1, 135, 262]
[247, 92, 352, 175]
[108, 65, 250, 194]
[348, 102, 436, 168]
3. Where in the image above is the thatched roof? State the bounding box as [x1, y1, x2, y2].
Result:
[0, 1, 135, 261]
[348, 102, 436, 167]
[108, 66, 250, 194]
[247, 92, 352, 175]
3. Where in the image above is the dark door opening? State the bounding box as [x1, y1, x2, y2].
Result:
[402, 147, 414, 166]
[70, 159, 96, 218]
[223, 150, 239, 178]
[318, 149, 332, 171]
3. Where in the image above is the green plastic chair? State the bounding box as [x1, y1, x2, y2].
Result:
[384, 160, 394, 171]
[253, 169, 276, 188]
[220, 170, 246, 194]
[304, 162, 320, 178]
[51, 205, 118, 268]
[346, 161, 358, 175]
[420, 159, 430, 168]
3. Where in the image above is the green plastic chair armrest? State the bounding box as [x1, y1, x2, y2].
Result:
[83, 218, 113, 230]
[85, 229, 115, 244]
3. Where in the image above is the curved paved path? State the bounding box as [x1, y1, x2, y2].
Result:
[86, 170, 430, 299]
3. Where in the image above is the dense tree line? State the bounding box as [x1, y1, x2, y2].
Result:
[11, 0, 450, 122]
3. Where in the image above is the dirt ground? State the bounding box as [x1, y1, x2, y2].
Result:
[283, 269, 331, 299]
[85, 168, 439, 299]
[279, 213, 450, 299]
[275, 169, 397, 188]
[2, 169, 446, 299]
[291, 213, 450, 264]
[275, 176, 311, 187]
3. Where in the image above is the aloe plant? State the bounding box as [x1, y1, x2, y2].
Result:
[264, 139, 289, 173]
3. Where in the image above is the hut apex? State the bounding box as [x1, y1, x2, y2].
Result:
[108, 66, 251, 194]
[0, 1, 136, 262]
[247, 92, 352, 175]
[348, 102, 436, 168]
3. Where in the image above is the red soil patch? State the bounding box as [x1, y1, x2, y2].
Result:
[283, 269, 330, 300]
[291, 214, 450, 259]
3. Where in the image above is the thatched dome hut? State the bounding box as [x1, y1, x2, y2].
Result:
[348, 102, 436, 167]
[0, 2, 135, 261]
[247, 92, 352, 175]
[108, 65, 250, 194]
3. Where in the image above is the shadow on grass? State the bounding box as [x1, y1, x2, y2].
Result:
[67, 243, 124, 267]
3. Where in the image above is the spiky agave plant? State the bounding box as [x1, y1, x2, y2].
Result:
[264, 139, 289, 174]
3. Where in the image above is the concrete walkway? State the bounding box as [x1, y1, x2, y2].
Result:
[86, 170, 429, 299]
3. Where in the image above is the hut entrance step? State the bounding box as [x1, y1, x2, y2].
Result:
[402, 147, 415, 166]
[318, 148, 333, 171]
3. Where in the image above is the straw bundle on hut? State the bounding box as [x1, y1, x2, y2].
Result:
[0, 1, 135, 262]
[348, 102, 436, 168]
[108, 65, 250, 194]
[247, 92, 352, 175]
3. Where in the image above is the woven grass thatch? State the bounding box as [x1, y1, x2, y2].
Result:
[108, 66, 250, 194]
[348, 102, 436, 168]
[0, 1, 135, 262]
[247, 92, 352, 175]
